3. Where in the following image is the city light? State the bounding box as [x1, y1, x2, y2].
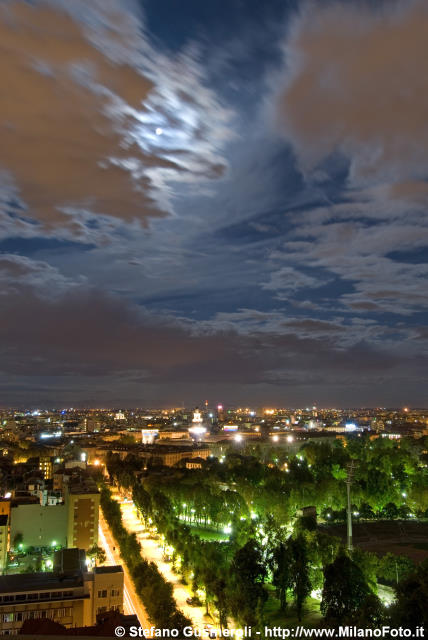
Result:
[345, 423, 357, 431]
[188, 425, 207, 436]
[223, 424, 238, 431]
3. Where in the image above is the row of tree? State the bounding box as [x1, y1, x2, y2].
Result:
[100, 485, 191, 631]
[107, 434, 428, 529]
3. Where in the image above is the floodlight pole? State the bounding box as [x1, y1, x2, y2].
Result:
[346, 461, 356, 552]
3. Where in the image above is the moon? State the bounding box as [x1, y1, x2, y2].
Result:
[155, 127, 163, 136]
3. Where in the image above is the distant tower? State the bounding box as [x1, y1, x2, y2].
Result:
[217, 404, 224, 421]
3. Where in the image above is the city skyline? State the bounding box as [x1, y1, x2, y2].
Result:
[1, 0, 428, 406]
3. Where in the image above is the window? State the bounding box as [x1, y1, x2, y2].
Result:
[111, 589, 120, 597]
[15, 594, 26, 601]
[2, 614, 13, 623]
[62, 591, 73, 598]
[51, 591, 61, 598]
[97, 590, 107, 598]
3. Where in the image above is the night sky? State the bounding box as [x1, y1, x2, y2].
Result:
[1, 0, 428, 407]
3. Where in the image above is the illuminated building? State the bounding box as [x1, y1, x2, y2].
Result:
[38, 456, 53, 480]
[137, 444, 210, 467]
[84, 417, 101, 433]
[0, 499, 10, 519]
[141, 428, 159, 444]
[192, 408, 203, 424]
[64, 479, 100, 550]
[0, 551, 123, 634]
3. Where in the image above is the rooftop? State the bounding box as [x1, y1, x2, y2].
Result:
[94, 565, 123, 574]
[0, 572, 83, 594]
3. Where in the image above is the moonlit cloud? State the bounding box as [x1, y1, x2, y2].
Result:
[276, 0, 428, 194]
[0, 0, 232, 238]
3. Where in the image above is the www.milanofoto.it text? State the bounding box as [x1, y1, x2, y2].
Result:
[124, 626, 425, 638]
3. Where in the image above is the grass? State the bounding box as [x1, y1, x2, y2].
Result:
[188, 525, 229, 542]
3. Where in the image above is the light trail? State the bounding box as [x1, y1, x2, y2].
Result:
[98, 523, 135, 616]
[98, 512, 150, 628]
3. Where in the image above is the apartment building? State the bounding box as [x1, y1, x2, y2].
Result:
[0, 554, 123, 634]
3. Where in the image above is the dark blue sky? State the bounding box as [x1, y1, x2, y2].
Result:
[0, 0, 427, 407]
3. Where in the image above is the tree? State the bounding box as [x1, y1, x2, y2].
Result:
[271, 541, 292, 612]
[321, 553, 372, 623]
[391, 560, 428, 630]
[351, 549, 379, 592]
[87, 544, 106, 566]
[289, 535, 311, 622]
[377, 553, 415, 586]
[353, 594, 386, 627]
[212, 577, 229, 631]
[228, 539, 267, 627]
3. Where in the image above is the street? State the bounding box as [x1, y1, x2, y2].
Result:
[98, 510, 151, 628]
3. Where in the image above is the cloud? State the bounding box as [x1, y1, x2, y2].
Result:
[262, 265, 327, 295]
[0, 272, 426, 405]
[279, 213, 428, 315]
[276, 0, 428, 194]
[0, 1, 232, 238]
[0, 253, 84, 296]
[0, 288, 245, 379]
